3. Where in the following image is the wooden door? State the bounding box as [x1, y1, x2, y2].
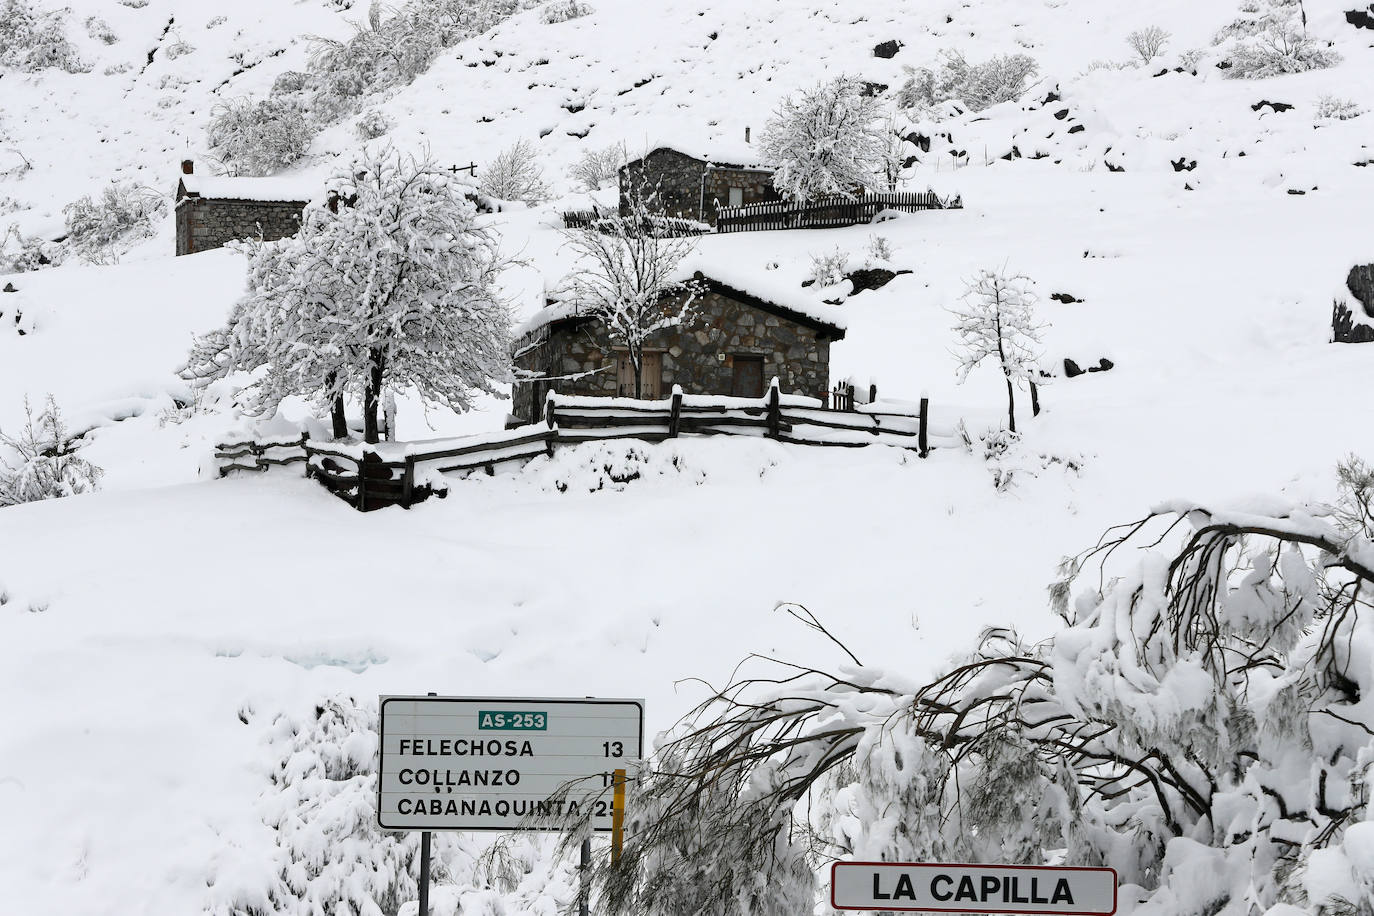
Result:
[731, 355, 764, 398]
[617, 352, 662, 398]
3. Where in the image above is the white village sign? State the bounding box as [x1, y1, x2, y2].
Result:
[831, 862, 1118, 915]
[378, 695, 644, 832]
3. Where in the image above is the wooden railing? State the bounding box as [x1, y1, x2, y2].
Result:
[716, 189, 960, 233]
[214, 382, 949, 511]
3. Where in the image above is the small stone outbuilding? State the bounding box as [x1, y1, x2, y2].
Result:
[174, 161, 314, 256]
[510, 272, 845, 423]
[619, 146, 779, 227]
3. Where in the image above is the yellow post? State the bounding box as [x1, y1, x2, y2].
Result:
[611, 768, 627, 865]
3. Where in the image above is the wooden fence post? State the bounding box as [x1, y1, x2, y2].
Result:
[766, 378, 781, 438]
[545, 392, 557, 456]
[869, 382, 878, 405]
[356, 452, 367, 511]
[1030, 381, 1041, 417]
[918, 396, 929, 459]
[668, 385, 683, 438]
[300, 433, 311, 478]
[402, 455, 415, 508]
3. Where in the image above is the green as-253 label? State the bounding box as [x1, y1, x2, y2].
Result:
[478, 710, 547, 730]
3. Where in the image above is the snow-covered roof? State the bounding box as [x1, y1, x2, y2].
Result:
[628, 139, 775, 172]
[176, 174, 318, 203]
[515, 263, 846, 342]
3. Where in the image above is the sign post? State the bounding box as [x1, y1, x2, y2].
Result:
[831, 862, 1118, 915]
[379, 696, 644, 916]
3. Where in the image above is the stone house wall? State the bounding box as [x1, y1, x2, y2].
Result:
[619, 149, 707, 223]
[511, 287, 836, 423]
[701, 166, 779, 223]
[174, 197, 307, 255]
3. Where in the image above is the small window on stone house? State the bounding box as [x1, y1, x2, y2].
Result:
[727, 187, 744, 208]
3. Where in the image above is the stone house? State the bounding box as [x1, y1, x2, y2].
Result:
[619, 146, 779, 227]
[174, 161, 315, 256]
[510, 271, 846, 423]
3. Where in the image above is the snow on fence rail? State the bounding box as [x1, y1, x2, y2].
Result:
[213, 382, 948, 511]
[715, 189, 960, 233]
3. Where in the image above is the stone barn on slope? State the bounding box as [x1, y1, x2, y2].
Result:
[619, 145, 779, 227]
[510, 272, 846, 424]
[174, 161, 315, 256]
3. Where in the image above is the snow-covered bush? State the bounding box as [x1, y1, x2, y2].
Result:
[602, 460, 1374, 916]
[866, 234, 894, 262]
[207, 97, 312, 176]
[0, 225, 58, 273]
[163, 36, 194, 60]
[354, 108, 394, 140]
[759, 76, 887, 201]
[567, 143, 626, 192]
[541, 0, 593, 23]
[1215, 0, 1340, 77]
[897, 50, 1038, 114]
[806, 247, 849, 288]
[1315, 94, 1363, 120]
[1126, 25, 1171, 64]
[479, 139, 552, 204]
[0, 395, 102, 507]
[206, 697, 478, 916]
[83, 16, 117, 45]
[0, 0, 86, 73]
[61, 183, 166, 264]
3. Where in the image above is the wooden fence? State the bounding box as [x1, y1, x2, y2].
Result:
[560, 210, 710, 237]
[716, 190, 959, 234]
[214, 383, 945, 512]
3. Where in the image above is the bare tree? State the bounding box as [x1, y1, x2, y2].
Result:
[1126, 26, 1171, 64]
[479, 138, 551, 205]
[559, 190, 700, 399]
[950, 267, 1047, 433]
[568, 142, 627, 192]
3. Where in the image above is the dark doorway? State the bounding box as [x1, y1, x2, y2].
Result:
[731, 355, 764, 398]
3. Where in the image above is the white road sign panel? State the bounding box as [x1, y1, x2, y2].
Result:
[831, 862, 1118, 915]
[378, 695, 643, 832]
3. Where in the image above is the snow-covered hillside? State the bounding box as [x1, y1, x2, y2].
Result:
[2, 0, 1373, 914]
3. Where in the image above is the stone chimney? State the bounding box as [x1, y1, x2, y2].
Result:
[181, 159, 194, 175]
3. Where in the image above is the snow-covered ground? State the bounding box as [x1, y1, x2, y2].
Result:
[2, 0, 1374, 913]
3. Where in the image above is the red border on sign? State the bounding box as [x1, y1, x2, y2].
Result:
[829, 861, 1119, 915]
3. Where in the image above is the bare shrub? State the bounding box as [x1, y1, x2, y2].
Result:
[1126, 26, 1171, 64]
[1224, 24, 1340, 77]
[866, 234, 894, 262]
[479, 139, 552, 204]
[567, 143, 626, 192]
[806, 248, 849, 288]
[354, 108, 394, 140]
[84, 16, 117, 44]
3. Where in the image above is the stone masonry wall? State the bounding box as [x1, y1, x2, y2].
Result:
[511, 289, 834, 422]
[618, 149, 706, 222]
[702, 166, 779, 223]
[175, 198, 306, 255]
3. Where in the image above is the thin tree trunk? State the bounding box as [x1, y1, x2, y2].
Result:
[632, 349, 643, 399]
[363, 348, 385, 445]
[1005, 372, 1017, 434]
[324, 370, 348, 439]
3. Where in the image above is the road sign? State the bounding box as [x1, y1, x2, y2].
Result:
[831, 862, 1118, 915]
[377, 695, 644, 832]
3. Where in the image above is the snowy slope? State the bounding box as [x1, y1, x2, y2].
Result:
[2, 0, 1374, 914]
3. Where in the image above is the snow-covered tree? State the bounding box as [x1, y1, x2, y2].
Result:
[479, 139, 552, 205]
[950, 267, 1047, 433]
[1214, 0, 1340, 77]
[184, 149, 513, 444]
[559, 190, 700, 399]
[61, 182, 166, 265]
[568, 143, 627, 192]
[0, 0, 85, 73]
[589, 458, 1374, 916]
[758, 76, 887, 202]
[0, 395, 102, 507]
